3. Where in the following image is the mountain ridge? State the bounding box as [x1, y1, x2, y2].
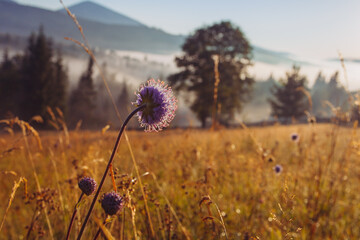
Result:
[0, 0, 305, 65]
[57, 1, 145, 27]
[0, 1, 185, 54]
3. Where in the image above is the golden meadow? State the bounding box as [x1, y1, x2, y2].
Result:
[0, 120, 359, 239]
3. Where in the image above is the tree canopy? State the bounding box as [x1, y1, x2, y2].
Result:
[168, 21, 253, 127]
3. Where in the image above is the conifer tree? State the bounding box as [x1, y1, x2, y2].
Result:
[69, 56, 97, 128]
[0, 29, 67, 122]
[311, 72, 328, 117]
[50, 51, 68, 114]
[327, 72, 349, 108]
[0, 49, 22, 117]
[269, 66, 309, 121]
[20, 27, 54, 120]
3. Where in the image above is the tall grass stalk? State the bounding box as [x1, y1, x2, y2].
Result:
[65, 192, 84, 240]
[20, 121, 54, 240]
[0, 177, 27, 233]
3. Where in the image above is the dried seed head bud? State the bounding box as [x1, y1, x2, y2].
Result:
[101, 192, 124, 215]
[78, 177, 97, 196]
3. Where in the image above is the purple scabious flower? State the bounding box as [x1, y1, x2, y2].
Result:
[101, 192, 124, 215]
[291, 133, 299, 142]
[134, 79, 177, 132]
[273, 164, 283, 174]
[78, 177, 97, 196]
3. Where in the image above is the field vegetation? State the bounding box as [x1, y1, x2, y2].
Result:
[0, 120, 359, 239]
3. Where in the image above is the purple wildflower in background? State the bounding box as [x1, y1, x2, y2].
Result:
[101, 192, 124, 215]
[78, 177, 97, 196]
[273, 164, 283, 174]
[134, 79, 177, 132]
[291, 133, 299, 142]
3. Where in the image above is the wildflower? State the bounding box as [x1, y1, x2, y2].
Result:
[78, 177, 97, 196]
[101, 192, 124, 215]
[290, 133, 299, 142]
[134, 79, 177, 132]
[273, 164, 283, 174]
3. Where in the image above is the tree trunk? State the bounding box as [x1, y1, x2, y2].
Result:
[201, 118, 206, 128]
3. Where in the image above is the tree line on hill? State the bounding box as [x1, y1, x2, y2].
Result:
[267, 67, 353, 123]
[0, 24, 358, 129]
[245, 70, 353, 123]
[0, 27, 133, 129]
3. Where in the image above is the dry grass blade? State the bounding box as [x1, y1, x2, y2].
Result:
[0, 147, 19, 159]
[338, 50, 349, 91]
[30, 115, 44, 124]
[109, 164, 117, 192]
[17, 120, 53, 239]
[93, 216, 115, 240]
[296, 87, 312, 112]
[20, 120, 43, 151]
[1, 171, 17, 176]
[150, 172, 192, 240]
[0, 177, 27, 233]
[64, 37, 90, 53]
[49, 149, 65, 213]
[102, 125, 110, 135]
[210, 197, 228, 239]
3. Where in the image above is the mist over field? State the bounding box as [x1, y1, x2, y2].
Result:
[2, 0, 360, 125]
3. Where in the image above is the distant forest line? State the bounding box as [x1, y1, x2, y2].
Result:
[0, 29, 356, 129]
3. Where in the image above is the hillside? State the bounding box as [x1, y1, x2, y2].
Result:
[0, 0, 307, 64]
[0, 1, 185, 54]
[57, 1, 145, 27]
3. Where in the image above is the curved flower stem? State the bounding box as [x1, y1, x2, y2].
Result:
[66, 192, 84, 240]
[77, 105, 145, 240]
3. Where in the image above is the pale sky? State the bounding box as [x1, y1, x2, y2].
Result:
[16, 0, 360, 60]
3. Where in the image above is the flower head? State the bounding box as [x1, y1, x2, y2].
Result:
[291, 133, 299, 142]
[134, 79, 177, 132]
[101, 192, 124, 215]
[273, 164, 283, 174]
[78, 177, 97, 196]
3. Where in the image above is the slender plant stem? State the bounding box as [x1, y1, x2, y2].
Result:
[93, 228, 102, 240]
[25, 206, 39, 240]
[77, 105, 145, 240]
[93, 216, 108, 240]
[120, 208, 125, 240]
[66, 192, 84, 240]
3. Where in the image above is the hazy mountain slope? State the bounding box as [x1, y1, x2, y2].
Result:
[0, 1, 184, 53]
[0, 1, 311, 64]
[57, 1, 144, 27]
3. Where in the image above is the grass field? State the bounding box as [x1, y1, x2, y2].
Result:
[0, 122, 359, 239]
